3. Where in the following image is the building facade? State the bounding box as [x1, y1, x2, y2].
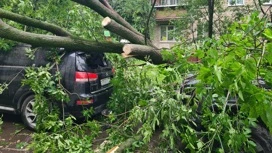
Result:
[151, 0, 272, 49]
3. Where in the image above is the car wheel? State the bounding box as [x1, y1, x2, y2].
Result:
[21, 95, 36, 130]
[250, 124, 272, 153]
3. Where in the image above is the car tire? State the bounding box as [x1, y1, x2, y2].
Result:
[250, 124, 272, 153]
[21, 95, 36, 130]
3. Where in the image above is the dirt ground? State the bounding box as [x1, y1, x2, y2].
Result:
[0, 113, 32, 153]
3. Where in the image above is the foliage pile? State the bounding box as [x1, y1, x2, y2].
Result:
[100, 12, 272, 152]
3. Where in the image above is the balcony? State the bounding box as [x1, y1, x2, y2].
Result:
[154, 0, 185, 8]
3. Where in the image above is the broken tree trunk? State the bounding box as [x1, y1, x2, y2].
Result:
[102, 17, 155, 47]
[123, 44, 164, 64]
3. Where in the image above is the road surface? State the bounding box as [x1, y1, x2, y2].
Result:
[0, 113, 32, 153]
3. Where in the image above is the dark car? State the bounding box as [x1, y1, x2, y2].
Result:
[0, 44, 113, 130]
[180, 74, 272, 152]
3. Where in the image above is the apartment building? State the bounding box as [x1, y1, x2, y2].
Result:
[151, 0, 272, 49]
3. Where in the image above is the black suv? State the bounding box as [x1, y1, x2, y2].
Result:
[0, 44, 113, 130]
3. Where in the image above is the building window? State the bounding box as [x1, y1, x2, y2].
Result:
[263, 0, 272, 4]
[228, 0, 244, 6]
[160, 25, 175, 41]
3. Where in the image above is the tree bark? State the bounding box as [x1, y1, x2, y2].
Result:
[0, 19, 123, 54]
[102, 17, 155, 47]
[0, 8, 72, 37]
[123, 44, 163, 64]
[99, 0, 114, 10]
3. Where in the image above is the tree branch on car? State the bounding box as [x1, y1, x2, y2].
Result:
[0, 19, 123, 53]
[0, 0, 164, 64]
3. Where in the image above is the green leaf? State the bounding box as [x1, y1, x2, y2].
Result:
[248, 140, 257, 147]
[263, 28, 272, 40]
[138, 99, 147, 107]
[197, 141, 204, 149]
[244, 58, 257, 75]
[214, 65, 222, 83]
[238, 90, 244, 101]
[265, 43, 272, 64]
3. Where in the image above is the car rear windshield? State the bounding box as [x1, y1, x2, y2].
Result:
[76, 52, 109, 72]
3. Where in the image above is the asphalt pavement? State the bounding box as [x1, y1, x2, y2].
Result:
[0, 114, 32, 153]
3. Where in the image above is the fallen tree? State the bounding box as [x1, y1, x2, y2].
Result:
[0, 0, 164, 64]
[0, 1, 164, 151]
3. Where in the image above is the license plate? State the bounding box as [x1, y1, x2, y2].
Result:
[100, 77, 110, 86]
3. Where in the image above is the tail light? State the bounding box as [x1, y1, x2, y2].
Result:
[75, 71, 98, 82]
[76, 99, 93, 105]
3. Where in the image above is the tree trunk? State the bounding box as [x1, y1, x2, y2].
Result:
[102, 17, 155, 47]
[123, 44, 163, 64]
[0, 20, 123, 54]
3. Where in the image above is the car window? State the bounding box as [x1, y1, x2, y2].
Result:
[76, 52, 108, 71]
[85, 53, 107, 68]
[33, 48, 51, 66]
[0, 44, 32, 66]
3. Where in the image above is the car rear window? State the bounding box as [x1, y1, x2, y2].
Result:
[76, 52, 109, 71]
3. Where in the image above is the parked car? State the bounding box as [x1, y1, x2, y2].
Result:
[0, 44, 114, 130]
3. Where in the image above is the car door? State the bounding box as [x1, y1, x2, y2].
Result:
[0, 44, 32, 108]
